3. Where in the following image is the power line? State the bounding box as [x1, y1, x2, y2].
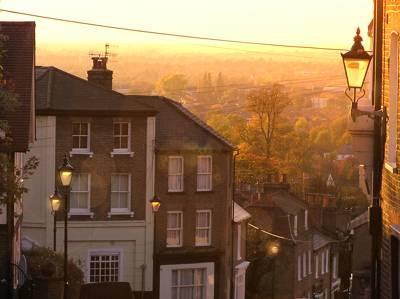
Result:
[1, 8, 350, 52]
[131, 75, 345, 95]
[248, 222, 310, 243]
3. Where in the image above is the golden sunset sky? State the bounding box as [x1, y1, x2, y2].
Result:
[0, 0, 373, 52]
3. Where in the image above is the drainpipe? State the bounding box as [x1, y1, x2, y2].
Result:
[370, 0, 384, 298]
[231, 149, 240, 299]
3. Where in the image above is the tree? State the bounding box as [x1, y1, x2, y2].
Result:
[155, 74, 188, 101]
[246, 84, 291, 159]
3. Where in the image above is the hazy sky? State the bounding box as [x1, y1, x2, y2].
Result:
[0, 0, 373, 51]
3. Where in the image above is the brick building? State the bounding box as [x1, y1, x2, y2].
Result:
[23, 60, 159, 297]
[379, 1, 400, 298]
[134, 96, 235, 299]
[0, 22, 36, 298]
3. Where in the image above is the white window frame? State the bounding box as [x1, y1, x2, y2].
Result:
[87, 248, 123, 283]
[195, 210, 212, 247]
[237, 224, 242, 260]
[303, 252, 307, 278]
[168, 156, 184, 192]
[386, 31, 399, 172]
[167, 211, 183, 248]
[297, 255, 301, 281]
[308, 250, 312, 275]
[325, 248, 330, 274]
[321, 251, 325, 274]
[197, 155, 213, 191]
[111, 121, 134, 157]
[315, 255, 319, 279]
[294, 215, 298, 237]
[69, 173, 93, 216]
[159, 262, 214, 299]
[71, 120, 90, 154]
[333, 254, 338, 279]
[108, 173, 133, 217]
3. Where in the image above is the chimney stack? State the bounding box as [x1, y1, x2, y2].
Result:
[87, 56, 113, 90]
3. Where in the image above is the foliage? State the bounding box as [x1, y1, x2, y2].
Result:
[0, 155, 39, 205]
[23, 246, 84, 290]
[155, 74, 188, 101]
[246, 84, 291, 159]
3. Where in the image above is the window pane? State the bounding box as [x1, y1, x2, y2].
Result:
[119, 193, 128, 208]
[180, 270, 194, 285]
[120, 137, 128, 149]
[80, 174, 88, 191]
[121, 123, 129, 135]
[119, 175, 129, 191]
[111, 193, 119, 208]
[80, 136, 88, 148]
[81, 123, 88, 135]
[111, 176, 118, 191]
[168, 214, 178, 228]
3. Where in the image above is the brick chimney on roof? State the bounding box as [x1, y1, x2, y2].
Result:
[87, 56, 113, 90]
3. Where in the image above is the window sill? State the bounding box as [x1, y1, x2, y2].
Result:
[68, 211, 94, 219]
[385, 162, 398, 174]
[107, 211, 134, 218]
[166, 245, 183, 248]
[196, 190, 214, 193]
[167, 190, 185, 194]
[195, 244, 212, 247]
[110, 151, 134, 158]
[69, 150, 94, 158]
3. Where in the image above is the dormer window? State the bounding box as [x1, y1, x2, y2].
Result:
[111, 121, 134, 157]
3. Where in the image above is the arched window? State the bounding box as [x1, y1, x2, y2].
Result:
[388, 32, 399, 167]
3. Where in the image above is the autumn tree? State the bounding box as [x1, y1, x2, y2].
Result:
[155, 74, 188, 101]
[246, 84, 291, 159]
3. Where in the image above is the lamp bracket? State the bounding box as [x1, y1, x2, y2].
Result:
[345, 88, 365, 104]
[351, 103, 387, 122]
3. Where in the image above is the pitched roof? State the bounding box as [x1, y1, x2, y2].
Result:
[349, 211, 368, 230]
[0, 22, 35, 152]
[35, 66, 157, 115]
[313, 230, 334, 250]
[271, 190, 308, 215]
[166, 99, 235, 149]
[133, 96, 234, 149]
[233, 202, 251, 223]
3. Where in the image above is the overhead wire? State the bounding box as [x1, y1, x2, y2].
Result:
[1, 8, 351, 52]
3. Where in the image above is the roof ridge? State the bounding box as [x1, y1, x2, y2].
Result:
[161, 97, 235, 149]
[35, 66, 125, 97]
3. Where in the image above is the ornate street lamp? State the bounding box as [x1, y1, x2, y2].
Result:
[49, 189, 62, 251]
[57, 155, 73, 299]
[341, 28, 385, 121]
[150, 195, 161, 213]
[150, 195, 161, 299]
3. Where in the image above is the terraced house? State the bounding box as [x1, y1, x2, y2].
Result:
[22, 56, 235, 298]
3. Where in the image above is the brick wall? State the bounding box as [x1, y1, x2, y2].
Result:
[55, 115, 148, 220]
[148, 98, 233, 299]
[381, 2, 400, 298]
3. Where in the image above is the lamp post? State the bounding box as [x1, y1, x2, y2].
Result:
[58, 155, 74, 299]
[150, 195, 161, 299]
[341, 28, 385, 299]
[49, 189, 62, 251]
[267, 242, 280, 299]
